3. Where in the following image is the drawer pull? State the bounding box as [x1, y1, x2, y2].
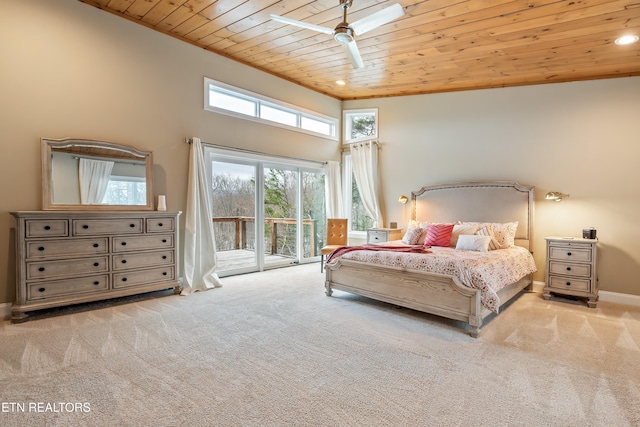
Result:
[83, 225, 89, 229]
[93, 262, 99, 267]
[130, 223, 135, 228]
[38, 287, 46, 292]
[93, 281, 99, 285]
[158, 222, 164, 227]
[93, 243, 99, 248]
[162, 272, 168, 276]
[566, 267, 571, 271]
[38, 267, 45, 272]
[38, 246, 45, 251]
[121, 242, 127, 246]
[162, 239, 167, 243]
[44, 225, 51, 230]
[567, 252, 572, 256]
[122, 277, 128, 282]
[121, 260, 127, 264]
[566, 282, 571, 286]
[162, 255, 167, 260]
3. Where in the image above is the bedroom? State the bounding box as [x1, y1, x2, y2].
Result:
[2, 0, 639, 310]
[0, 0, 639, 423]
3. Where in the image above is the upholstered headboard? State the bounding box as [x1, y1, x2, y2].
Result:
[411, 181, 534, 251]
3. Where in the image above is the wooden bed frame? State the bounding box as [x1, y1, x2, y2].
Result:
[325, 181, 534, 337]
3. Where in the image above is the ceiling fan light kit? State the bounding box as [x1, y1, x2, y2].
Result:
[271, 1, 405, 69]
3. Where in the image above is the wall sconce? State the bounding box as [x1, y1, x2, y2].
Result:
[398, 195, 408, 204]
[545, 191, 569, 202]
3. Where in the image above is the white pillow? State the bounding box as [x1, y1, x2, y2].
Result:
[449, 223, 479, 247]
[455, 234, 492, 252]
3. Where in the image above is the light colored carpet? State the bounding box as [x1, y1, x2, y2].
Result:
[0, 263, 639, 426]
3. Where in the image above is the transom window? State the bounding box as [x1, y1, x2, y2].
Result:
[343, 108, 378, 143]
[204, 78, 338, 140]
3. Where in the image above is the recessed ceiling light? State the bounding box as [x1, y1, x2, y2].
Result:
[615, 34, 639, 45]
[336, 80, 346, 85]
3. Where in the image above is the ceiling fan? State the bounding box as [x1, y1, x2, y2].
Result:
[270, 1, 405, 69]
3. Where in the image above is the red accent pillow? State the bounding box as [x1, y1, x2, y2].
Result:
[423, 224, 455, 247]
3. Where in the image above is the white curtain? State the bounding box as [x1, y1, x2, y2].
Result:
[79, 158, 114, 204]
[325, 160, 344, 218]
[350, 142, 384, 227]
[181, 137, 223, 295]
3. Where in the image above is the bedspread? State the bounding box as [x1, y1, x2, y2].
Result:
[328, 245, 537, 313]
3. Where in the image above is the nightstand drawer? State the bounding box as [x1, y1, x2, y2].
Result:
[367, 230, 388, 243]
[548, 246, 591, 262]
[547, 276, 591, 292]
[549, 261, 591, 278]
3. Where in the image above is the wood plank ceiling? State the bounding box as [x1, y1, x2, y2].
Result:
[79, 0, 640, 100]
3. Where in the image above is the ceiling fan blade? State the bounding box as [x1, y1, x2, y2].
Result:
[343, 40, 364, 69]
[270, 14, 335, 35]
[350, 3, 405, 36]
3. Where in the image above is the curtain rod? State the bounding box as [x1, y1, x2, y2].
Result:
[339, 140, 380, 153]
[185, 138, 328, 166]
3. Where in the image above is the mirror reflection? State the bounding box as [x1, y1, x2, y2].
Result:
[42, 138, 154, 211]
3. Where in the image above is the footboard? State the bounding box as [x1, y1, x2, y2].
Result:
[325, 259, 483, 337]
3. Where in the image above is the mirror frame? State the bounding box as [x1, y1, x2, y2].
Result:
[42, 137, 154, 211]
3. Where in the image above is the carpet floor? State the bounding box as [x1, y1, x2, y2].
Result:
[0, 263, 639, 426]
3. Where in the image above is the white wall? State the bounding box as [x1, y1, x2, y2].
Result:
[344, 76, 640, 296]
[0, 0, 341, 304]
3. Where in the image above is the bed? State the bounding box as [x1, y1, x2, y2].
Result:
[324, 181, 536, 337]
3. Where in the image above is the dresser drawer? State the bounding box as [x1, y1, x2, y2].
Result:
[548, 246, 591, 262]
[113, 266, 176, 288]
[72, 219, 143, 235]
[112, 234, 174, 252]
[548, 261, 591, 278]
[112, 250, 174, 271]
[547, 276, 591, 292]
[27, 275, 109, 301]
[27, 256, 109, 280]
[25, 220, 69, 238]
[147, 217, 175, 233]
[26, 238, 109, 260]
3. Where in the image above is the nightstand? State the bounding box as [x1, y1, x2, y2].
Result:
[366, 228, 403, 244]
[543, 236, 598, 308]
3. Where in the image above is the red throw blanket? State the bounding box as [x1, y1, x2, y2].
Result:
[325, 244, 431, 265]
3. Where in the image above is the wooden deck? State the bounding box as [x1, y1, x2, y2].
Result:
[217, 249, 296, 271]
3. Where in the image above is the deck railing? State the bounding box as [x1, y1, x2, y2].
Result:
[212, 216, 318, 257]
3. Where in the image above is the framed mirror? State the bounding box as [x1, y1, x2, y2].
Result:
[42, 137, 154, 211]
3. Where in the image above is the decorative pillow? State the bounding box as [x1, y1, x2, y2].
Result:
[401, 227, 423, 245]
[423, 224, 454, 247]
[449, 223, 479, 247]
[475, 225, 501, 250]
[491, 221, 518, 248]
[455, 234, 492, 252]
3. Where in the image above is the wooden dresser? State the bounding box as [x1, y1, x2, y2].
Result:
[10, 211, 181, 322]
[543, 236, 598, 308]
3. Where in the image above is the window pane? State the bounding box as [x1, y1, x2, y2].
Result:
[301, 116, 332, 136]
[347, 114, 376, 139]
[260, 104, 297, 127]
[209, 89, 256, 116]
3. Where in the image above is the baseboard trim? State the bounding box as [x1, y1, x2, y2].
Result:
[1, 302, 11, 320]
[598, 290, 640, 308]
[532, 281, 640, 308]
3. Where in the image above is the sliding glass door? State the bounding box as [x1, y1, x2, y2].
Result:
[210, 160, 258, 273]
[206, 149, 325, 277]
